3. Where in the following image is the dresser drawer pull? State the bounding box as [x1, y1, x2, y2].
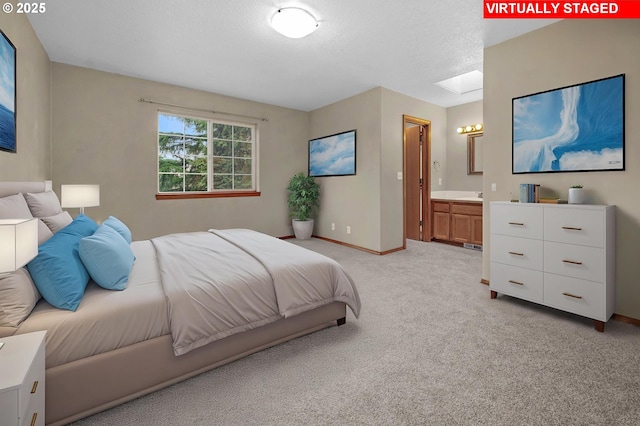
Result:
[30, 380, 38, 394]
[508, 251, 524, 256]
[562, 292, 583, 300]
[562, 259, 583, 265]
[508, 222, 525, 226]
[508, 280, 524, 286]
[30, 413, 38, 426]
[562, 226, 583, 231]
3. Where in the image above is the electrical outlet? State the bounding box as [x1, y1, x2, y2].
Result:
[346, 226, 351, 234]
[331, 223, 335, 231]
[491, 183, 497, 192]
[438, 178, 442, 185]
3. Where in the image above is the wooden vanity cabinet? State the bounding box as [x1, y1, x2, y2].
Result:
[431, 200, 482, 246]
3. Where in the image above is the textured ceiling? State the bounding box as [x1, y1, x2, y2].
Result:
[28, 0, 558, 111]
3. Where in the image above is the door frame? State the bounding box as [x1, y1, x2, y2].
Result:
[402, 115, 432, 245]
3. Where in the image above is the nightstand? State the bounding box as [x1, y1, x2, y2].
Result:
[0, 331, 46, 426]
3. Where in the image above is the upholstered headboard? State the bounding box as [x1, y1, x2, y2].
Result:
[0, 180, 52, 197]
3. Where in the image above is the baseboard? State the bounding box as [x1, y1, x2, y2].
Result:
[612, 313, 640, 327]
[480, 279, 489, 286]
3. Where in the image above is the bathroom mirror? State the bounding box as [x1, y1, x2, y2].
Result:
[467, 132, 483, 175]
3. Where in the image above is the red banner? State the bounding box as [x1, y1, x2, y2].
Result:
[484, 1, 640, 18]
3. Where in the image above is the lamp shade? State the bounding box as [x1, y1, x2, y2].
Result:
[271, 7, 318, 38]
[61, 185, 100, 211]
[0, 218, 39, 273]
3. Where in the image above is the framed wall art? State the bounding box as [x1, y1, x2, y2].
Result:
[0, 30, 16, 153]
[308, 129, 356, 177]
[512, 74, 624, 174]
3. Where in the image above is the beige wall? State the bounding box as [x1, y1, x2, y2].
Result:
[0, 4, 50, 180]
[483, 20, 640, 319]
[380, 88, 447, 250]
[51, 63, 309, 240]
[309, 87, 447, 253]
[309, 88, 383, 251]
[446, 101, 483, 191]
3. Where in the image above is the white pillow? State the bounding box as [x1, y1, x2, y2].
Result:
[41, 211, 73, 233]
[25, 191, 63, 217]
[0, 193, 53, 244]
[0, 268, 41, 327]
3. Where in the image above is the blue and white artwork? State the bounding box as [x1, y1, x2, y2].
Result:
[513, 75, 624, 173]
[0, 31, 16, 153]
[309, 130, 356, 177]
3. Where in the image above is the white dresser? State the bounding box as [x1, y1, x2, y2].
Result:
[490, 202, 615, 331]
[0, 331, 46, 426]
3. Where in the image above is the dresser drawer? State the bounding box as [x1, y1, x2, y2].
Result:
[490, 234, 543, 270]
[18, 338, 44, 426]
[490, 262, 543, 303]
[490, 203, 542, 239]
[544, 207, 605, 247]
[544, 241, 604, 283]
[544, 273, 606, 320]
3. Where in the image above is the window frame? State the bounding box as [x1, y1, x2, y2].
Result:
[156, 111, 260, 199]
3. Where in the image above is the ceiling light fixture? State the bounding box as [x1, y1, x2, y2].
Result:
[271, 7, 318, 39]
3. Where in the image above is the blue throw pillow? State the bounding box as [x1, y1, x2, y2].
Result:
[103, 215, 132, 244]
[79, 225, 135, 291]
[27, 215, 98, 311]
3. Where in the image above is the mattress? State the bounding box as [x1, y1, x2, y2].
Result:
[16, 241, 169, 368]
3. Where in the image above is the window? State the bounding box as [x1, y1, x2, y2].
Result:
[158, 113, 258, 196]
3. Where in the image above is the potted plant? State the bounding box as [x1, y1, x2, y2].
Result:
[568, 185, 585, 204]
[287, 172, 320, 239]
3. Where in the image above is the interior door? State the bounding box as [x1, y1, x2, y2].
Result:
[405, 125, 422, 240]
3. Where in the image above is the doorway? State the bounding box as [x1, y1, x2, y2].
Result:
[403, 115, 431, 243]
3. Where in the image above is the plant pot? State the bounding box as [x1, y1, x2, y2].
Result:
[568, 188, 586, 204]
[292, 219, 314, 240]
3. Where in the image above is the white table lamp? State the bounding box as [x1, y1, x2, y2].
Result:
[61, 184, 100, 215]
[0, 218, 39, 274]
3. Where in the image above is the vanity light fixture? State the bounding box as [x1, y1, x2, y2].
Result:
[457, 124, 483, 134]
[271, 7, 318, 38]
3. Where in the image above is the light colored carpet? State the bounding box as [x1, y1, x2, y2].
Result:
[72, 239, 640, 425]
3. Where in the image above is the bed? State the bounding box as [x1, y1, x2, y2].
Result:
[0, 181, 361, 425]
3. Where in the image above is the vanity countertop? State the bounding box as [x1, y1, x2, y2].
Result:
[430, 191, 483, 203]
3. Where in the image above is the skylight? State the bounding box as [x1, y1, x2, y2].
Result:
[434, 70, 483, 95]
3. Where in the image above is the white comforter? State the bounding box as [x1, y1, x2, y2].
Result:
[151, 229, 360, 356]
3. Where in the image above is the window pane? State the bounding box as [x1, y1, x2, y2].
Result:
[213, 124, 232, 140]
[234, 141, 252, 158]
[185, 137, 207, 156]
[185, 174, 207, 191]
[213, 157, 232, 174]
[213, 174, 233, 190]
[158, 114, 184, 134]
[234, 126, 252, 142]
[213, 139, 232, 156]
[159, 134, 184, 157]
[159, 174, 183, 192]
[234, 175, 252, 189]
[159, 157, 183, 173]
[185, 156, 207, 174]
[184, 118, 207, 137]
[234, 158, 252, 174]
